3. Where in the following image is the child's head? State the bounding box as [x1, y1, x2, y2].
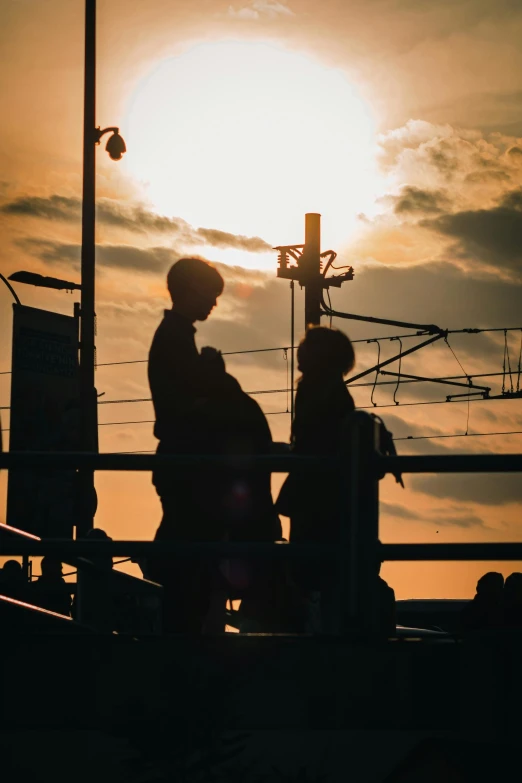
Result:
[297, 326, 355, 378]
[167, 257, 224, 321]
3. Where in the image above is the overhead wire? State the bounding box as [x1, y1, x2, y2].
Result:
[503, 329, 514, 395]
[1, 326, 522, 376]
[517, 329, 522, 393]
[444, 335, 472, 435]
[394, 430, 522, 441]
[392, 337, 403, 405]
[370, 339, 381, 407]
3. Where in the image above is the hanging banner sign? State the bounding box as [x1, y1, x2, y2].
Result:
[7, 304, 80, 538]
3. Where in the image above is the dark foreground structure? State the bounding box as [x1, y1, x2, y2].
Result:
[1, 412, 522, 782]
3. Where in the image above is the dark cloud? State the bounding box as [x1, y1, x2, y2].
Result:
[17, 238, 176, 274]
[195, 227, 270, 253]
[464, 169, 511, 184]
[1, 194, 81, 221]
[17, 237, 81, 267]
[423, 204, 522, 278]
[380, 500, 485, 528]
[2, 194, 272, 253]
[499, 187, 522, 210]
[330, 260, 522, 335]
[394, 186, 451, 216]
[411, 473, 522, 506]
[427, 144, 458, 179]
[380, 501, 419, 521]
[508, 146, 522, 159]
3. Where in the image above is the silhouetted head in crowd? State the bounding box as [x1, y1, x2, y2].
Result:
[167, 257, 224, 323]
[2, 560, 23, 579]
[504, 572, 522, 601]
[476, 571, 504, 598]
[85, 527, 113, 570]
[297, 326, 355, 380]
[40, 557, 63, 580]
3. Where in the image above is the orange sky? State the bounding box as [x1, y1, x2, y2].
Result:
[1, 0, 522, 599]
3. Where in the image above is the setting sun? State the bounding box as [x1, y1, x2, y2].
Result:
[123, 40, 380, 254]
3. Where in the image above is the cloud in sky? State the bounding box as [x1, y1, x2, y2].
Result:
[411, 473, 522, 506]
[227, 1, 294, 21]
[393, 186, 452, 216]
[17, 237, 177, 274]
[377, 120, 522, 199]
[380, 501, 485, 528]
[1, 195, 272, 254]
[422, 193, 522, 281]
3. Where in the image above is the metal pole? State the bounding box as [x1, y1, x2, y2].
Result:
[78, 0, 97, 537]
[0, 273, 21, 305]
[290, 280, 295, 420]
[345, 411, 380, 634]
[303, 213, 322, 328]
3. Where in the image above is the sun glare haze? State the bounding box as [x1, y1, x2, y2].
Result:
[124, 40, 380, 255]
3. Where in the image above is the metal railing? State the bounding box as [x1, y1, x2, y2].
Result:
[2, 410, 522, 634]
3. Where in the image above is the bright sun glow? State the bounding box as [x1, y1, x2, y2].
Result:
[123, 41, 382, 261]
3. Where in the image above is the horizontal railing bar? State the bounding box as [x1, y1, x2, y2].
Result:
[2, 452, 522, 474]
[4, 540, 522, 562]
[0, 451, 336, 472]
[377, 454, 522, 474]
[0, 540, 338, 559]
[382, 543, 522, 561]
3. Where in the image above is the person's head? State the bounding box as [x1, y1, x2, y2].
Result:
[476, 571, 504, 598]
[85, 528, 113, 569]
[375, 539, 384, 575]
[167, 257, 224, 322]
[504, 572, 522, 601]
[1, 560, 23, 582]
[85, 527, 111, 540]
[297, 326, 355, 379]
[40, 557, 63, 579]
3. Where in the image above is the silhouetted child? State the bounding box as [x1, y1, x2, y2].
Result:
[31, 557, 71, 617]
[376, 546, 396, 637]
[0, 560, 27, 602]
[148, 257, 281, 632]
[461, 571, 504, 631]
[84, 527, 114, 571]
[276, 326, 356, 631]
[503, 572, 522, 628]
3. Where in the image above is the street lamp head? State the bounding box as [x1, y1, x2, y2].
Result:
[8, 271, 81, 292]
[105, 130, 126, 161]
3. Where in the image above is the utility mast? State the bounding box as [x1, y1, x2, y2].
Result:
[275, 213, 354, 329]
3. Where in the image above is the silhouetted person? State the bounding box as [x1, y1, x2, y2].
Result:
[461, 571, 504, 631]
[0, 560, 27, 602]
[376, 546, 396, 636]
[84, 527, 113, 571]
[31, 557, 71, 617]
[148, 257, 281, 633]
[276, 326, 356, 631]
[503, 572, 522, 628]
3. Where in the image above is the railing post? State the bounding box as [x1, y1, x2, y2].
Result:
[339, 411, 381, 634]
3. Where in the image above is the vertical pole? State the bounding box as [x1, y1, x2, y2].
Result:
[340, 411, 381, 634]
[303, 213, 322, 329]
[78, 0, 97, 538]
[290, 280, 295, 421]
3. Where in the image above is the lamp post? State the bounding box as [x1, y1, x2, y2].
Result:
[8, 271, 81, 293]
[80, 0, 126, 537]
[0, 273, 22, 305]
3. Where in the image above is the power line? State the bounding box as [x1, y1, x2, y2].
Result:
[0, 372, 513, 412]
[0, 409, 291, 432]
[2, 387, 520, 413]
[1, 326, 521, 376]
[394, 430, 522, 441]
[92, 325, 522, 368]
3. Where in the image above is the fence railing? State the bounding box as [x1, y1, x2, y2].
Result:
[1, 410, 522, 634]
